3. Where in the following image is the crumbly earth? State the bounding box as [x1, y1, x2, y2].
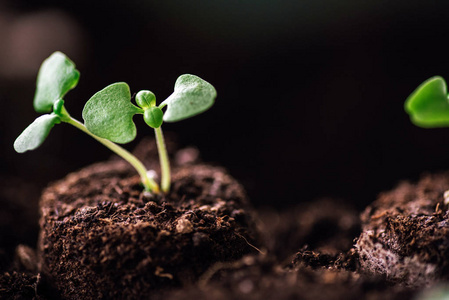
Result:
[3, 140, 449, 299]
[153, 254, 415, 300]
[356, 171, 449, 287]
[38, 160, 259, 299]
[0, 185, 426, 300]
[0, 271, 41, 300]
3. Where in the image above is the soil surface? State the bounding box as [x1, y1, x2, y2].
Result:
[356, 171, 449, 287]
[38, 160, 259, 299]
[2, 140, 449, 299]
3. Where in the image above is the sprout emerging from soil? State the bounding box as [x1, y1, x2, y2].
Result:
[405, 76, 449, 127]
[14, 51, 216, 194]
[83, 74, 216, 193]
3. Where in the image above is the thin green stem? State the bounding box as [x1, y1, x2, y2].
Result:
[154, 126, 171, 193]
[61, 107, 159, 193]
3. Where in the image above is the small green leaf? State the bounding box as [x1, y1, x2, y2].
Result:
[34, 52, 80, 113]
[14, 114, 61, 153]
[405, 76, 449, 127]
[161, 74, 216, 122]
[82, 82, 142, 144]
[144, 107, 163, 128]
[136, 90, 156, 109]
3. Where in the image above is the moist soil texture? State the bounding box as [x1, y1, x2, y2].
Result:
[1, 140, 449, 299]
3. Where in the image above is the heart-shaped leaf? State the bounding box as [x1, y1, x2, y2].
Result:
[14, 114, 61, 153]
[405, 76, 449, 127]
[82, 82, 142, 144]
[161, 74, 216, 122]
[34, 52, 80, 113]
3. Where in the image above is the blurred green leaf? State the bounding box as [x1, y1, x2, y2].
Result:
[161, 74, 216, 122]
[14, 114, 61, 153]
[82, 82, 142, 144]
[34, 51, 80, 113]
[415, 286, 449, 300]
[405, 76, 449, 127]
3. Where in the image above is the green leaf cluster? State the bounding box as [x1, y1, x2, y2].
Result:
[82, 74, 217, 144]
[14, 51, 217, 193]
[14, 52, 79, 153]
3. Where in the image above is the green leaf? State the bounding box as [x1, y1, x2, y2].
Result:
[82, 82, 142, 144]
[136, 90, 156, 109]
[34, 52, 80, 113]
[144, 107, 163, 128]
[161, 74, 216, 122]
[13, 114, 61, 153]
[405, 76, 449, 127]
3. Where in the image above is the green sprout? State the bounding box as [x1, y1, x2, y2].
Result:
[405, 76, 449, 127]
[82, 73, 216, 193]
[14, 51, 217, 194]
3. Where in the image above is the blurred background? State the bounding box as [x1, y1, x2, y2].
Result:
[2, 0, 449, 210]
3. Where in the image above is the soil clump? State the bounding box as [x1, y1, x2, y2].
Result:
[38, 156, 259, 299]
[356, 171, 449, 287]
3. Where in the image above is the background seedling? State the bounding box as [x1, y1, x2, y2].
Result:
[14, 52, 159, 192]
[82, 74, 217, 193]
[405, 76, 449, 198]
[405, 76, 449, 128]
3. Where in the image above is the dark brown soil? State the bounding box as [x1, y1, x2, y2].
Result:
[0, 271, 41, 299]
[38, 159, 260, 299]
[3, 140, 449, 299]
[356, 171, 449, 287]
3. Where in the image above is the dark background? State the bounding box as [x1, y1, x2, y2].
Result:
[2, 0, 449, 210]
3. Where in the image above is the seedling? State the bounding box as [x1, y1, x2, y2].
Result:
[405, 76, 449, 127]
[82, 73, 216, 192]
[405, 76, 449, 197]
[14, 51, 217, 194]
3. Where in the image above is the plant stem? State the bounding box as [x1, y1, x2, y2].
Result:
[154, 126, 171, 193]
[61, 107, 159, 193]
